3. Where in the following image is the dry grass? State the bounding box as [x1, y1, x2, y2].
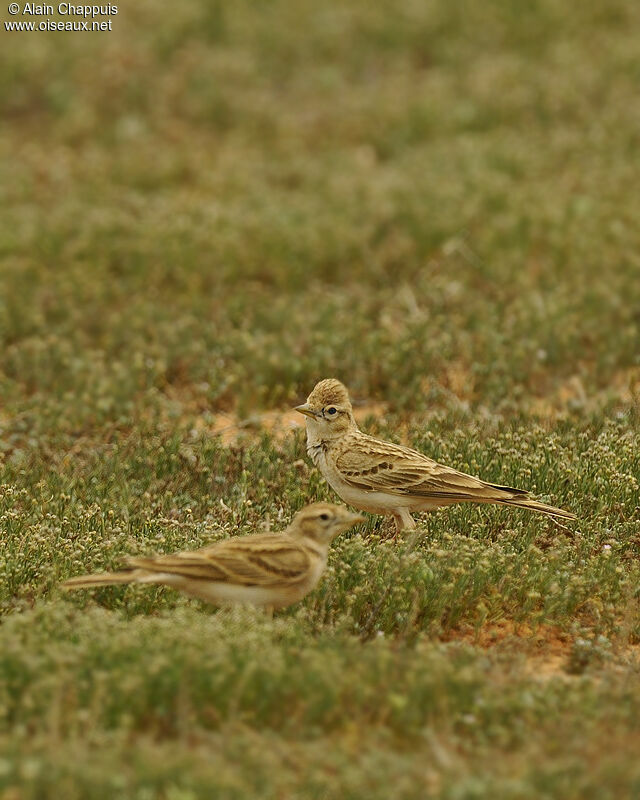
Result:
[2, 0, 640, 797]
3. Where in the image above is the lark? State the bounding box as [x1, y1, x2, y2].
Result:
[63, 502, 363, 610]
[296, 379, 575, 533]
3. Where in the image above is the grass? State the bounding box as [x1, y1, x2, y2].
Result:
[1, 0, 640, 796]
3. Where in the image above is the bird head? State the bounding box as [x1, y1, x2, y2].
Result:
[295, 378, 357, 439]
[289, 502, 363, 543]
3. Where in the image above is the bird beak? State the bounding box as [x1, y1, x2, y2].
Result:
[331, 512, 364, 539]
[295, 403, 318, 419]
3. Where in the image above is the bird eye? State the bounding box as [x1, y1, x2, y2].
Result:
[319, 513, 330, 521]
[326, 407, 337, 415]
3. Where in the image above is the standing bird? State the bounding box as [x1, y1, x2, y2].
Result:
[63, 502, 363, 610]
[295, 379, 575, 534]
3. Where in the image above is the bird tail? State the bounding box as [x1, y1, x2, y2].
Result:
[499, 495, 576, 520]
[62, 571, 137, 590]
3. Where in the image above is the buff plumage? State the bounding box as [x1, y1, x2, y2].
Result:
[63, 503, 363, 609]
[296, 379, 575, 533]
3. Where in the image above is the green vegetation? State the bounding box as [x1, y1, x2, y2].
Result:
[1, 0, 640, 796]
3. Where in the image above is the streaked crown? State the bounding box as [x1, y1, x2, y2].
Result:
[289, 501, 362, 541]
[306, 378, 352, 410]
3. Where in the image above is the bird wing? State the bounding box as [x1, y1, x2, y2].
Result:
[334, 434, 528, 502]
[127, 532, 312, 587]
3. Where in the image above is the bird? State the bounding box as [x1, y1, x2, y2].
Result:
[62, 502, 363, 610]
[295, 378, 575, 534]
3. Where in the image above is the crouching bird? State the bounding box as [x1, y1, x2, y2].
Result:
[63, 502, 363, 610]
[296, 378, 576, 534]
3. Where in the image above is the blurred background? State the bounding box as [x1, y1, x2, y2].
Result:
[1, 0, 639, 435]
[2, 3, 640, 797]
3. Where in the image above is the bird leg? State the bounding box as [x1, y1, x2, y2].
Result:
[392, 509, 416, 535]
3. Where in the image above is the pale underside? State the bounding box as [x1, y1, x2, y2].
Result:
[308, 430, 574, 530]
[64, 532, 327, 609]
[131, 570, 317, 608]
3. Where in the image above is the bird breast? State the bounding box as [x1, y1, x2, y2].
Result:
[307, 440, 407, 515]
